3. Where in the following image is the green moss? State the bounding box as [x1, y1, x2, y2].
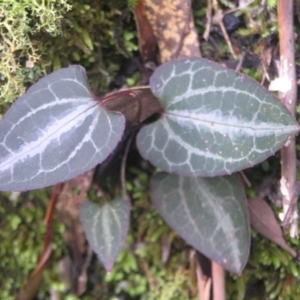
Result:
[227, 225, 300, 299]
[127, 0, 137, 9]
[0, 0, 138, 112]
[237, 2, 278, 39]
[1, 1, 299, 299]
[0, 188, 66, 298]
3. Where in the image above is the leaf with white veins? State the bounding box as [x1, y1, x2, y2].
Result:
[137, 58, 299, 177]
[80, 198, 130, 272]
[0, 65, 125, 191]
[151, 172, 250, 274]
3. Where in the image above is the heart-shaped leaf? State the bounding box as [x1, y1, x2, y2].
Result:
[80, 198, 130, 272]
[151, 172, 250, 274]
[137, 58, 299, 177]
[0, 66, 125, 191]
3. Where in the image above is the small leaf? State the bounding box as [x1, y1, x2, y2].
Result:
[137, 58, 299, 177]
[79, 198, 130, 272]
[151, 172, 250, 274]
[0, 66, 125, 191]
[248, 197, 296, 257]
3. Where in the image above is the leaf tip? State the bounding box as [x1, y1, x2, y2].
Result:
[103, 260, 115, 273]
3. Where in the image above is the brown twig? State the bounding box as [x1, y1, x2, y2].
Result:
[120, 135, 133, 204]
[203, 0, 212, 41]
[42, 183, 62, 253]
[212, 0, 237, 59]
[277, 1, 298, 236]
[235, 51, 245, 73]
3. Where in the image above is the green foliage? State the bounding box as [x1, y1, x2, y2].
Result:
[80, 198, 130, 272]
[0, 0, 138, 111]
[227, 230, 300, 299]
[267, 0, 277, 9]
[99, 167, 181, 298]
[0, 189, 65, 299]
[237, 1, 278, 38]
[127, 0, 138, 9]
[145, 270, 196, 300]
[48, 166, 196, 299]
[1, 1, 300, 299]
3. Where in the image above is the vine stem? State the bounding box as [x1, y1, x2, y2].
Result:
[277, 0, 298, 237]
[120, 135, 133, 204]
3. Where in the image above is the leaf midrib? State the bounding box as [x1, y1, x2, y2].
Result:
[166, 111, 297, 133]
[0, 101, 99, 168]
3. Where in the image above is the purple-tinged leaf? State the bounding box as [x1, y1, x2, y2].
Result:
[151, 172, 250, 274]
[80, 198, 130, 272]
[137, 58, 299, 177]
[248, 197, 296, 257]
[0, 66, 125, 191]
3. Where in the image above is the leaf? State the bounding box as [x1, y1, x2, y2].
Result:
[248, 197, 296, 257]
[151, 172, 250, 274]
[0, 66, 125, 191]
[79, 198, 130, 272]
[137, 58, 299, 177]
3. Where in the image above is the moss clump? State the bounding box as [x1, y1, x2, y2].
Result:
[0, 0, 72, 106]
[0, 189, 65, 299]
[227, 229, 300, 300]
[0, 0, 138, 114]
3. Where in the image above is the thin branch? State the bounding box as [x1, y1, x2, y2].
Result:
[120, 135, 133, 204]
[235, 51, 245, 73]
[203, 0, 212, 41]
[277, 0, 298, 237]
[212, 0, 237, 59]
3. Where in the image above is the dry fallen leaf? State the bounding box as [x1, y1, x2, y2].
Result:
[248, 197, 296, 257]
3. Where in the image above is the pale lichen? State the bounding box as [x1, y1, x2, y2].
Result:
[0, 0, 72, 106]
[0, 0, 138, 113]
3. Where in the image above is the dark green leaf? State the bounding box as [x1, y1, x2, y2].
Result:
[151, 172, 250, 274]
[0, 66, 125, 191]
[137, 58, 299, 177]
[80, 198, 130, 272]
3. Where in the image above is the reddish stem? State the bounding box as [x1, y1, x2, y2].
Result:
[277, 1, 298, 236]
[40, 183, 62, 259]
